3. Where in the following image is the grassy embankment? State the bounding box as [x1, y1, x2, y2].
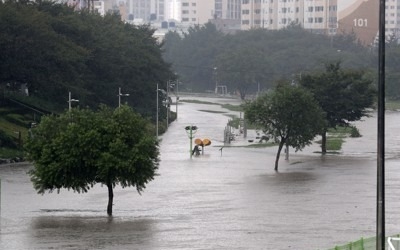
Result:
[0, 106, 34, 159]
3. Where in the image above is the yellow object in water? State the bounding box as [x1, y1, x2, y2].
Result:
[203, 139, 211, 146]
[194, 138, 203, 145]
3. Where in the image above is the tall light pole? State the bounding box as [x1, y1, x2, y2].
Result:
[377, 0, 386, 249]
[68, 92, 79, 111]
[214, 67, 218, 94]
[176, 80, 179, 120]
[156, 84, 163, 137]
[156, 83, 159, 137]
[118, 87, 129, 107]
[185, 125, 198, 159]
[166, 81, 169, 129]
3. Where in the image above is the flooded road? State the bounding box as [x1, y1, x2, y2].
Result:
[1, 96, 400, 250]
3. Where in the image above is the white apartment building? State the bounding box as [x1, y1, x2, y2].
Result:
[127, 0, 166, 22]
[166, 0, 181, 21]
[303, 0, 337, 35]
[385, 0, 400, 37]
[63, 0, 400, 44]
[241, 0, 337, 35]
[93, 1, 106, 16]
[180, 0, 214, 26]
[214, 0, 241, 19]
[239, 0, 400, 44]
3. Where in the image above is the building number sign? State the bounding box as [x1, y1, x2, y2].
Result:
[353, 18, 368, 27]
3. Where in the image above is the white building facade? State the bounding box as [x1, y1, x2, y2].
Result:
[241, 0, 337, 35]
[180, 0, 214, 25]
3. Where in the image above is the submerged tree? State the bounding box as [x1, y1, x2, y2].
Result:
[300, 62, 376, 153]
[244, 83, 325, 171]
[25, 105, 159, 216]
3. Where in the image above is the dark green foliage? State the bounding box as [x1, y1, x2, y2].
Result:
[25, 105, 159, 215]
[0, 130, 18, 148]
[300, 62, 376, 153]
[385, 42, 400, 100]
[0, 0, 173, 117]
[244, 83, 325, 170]
[163, 23, 375, 97]
[350, 126, 361, 138]
[162, 23, 225, 92]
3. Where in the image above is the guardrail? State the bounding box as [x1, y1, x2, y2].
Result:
[326, 234, 400, 250]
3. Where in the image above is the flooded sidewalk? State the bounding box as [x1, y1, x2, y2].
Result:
[1, 96, 400, 250]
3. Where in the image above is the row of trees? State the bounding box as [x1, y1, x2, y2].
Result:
[0, 0, 174, 117]
[163, 23, 399, 101]
[245, 63, 376, 171]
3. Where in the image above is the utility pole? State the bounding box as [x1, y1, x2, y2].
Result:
[377, 0, 386, 249]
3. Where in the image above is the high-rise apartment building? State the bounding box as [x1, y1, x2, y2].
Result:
[166, 0, 181, 21]
[180, 0, 214, 25]
[239, 0, 400, 45]
[128, 0, 165, 22]
[337, 0, 378, 45]
[64, 0, 400, 45]
[241, 0, 337, 35]
[385, 0, 400, 37]
[214, 0, 241, 19]
[339, 0, 400, 45]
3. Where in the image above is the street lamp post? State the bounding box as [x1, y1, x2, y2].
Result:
[214, 67, 218, 94]
[377, 0, 386, 249]
[166, 81, 169, 129]
[156, 84, 159, 137]
[176, 80, 179, 120]
[118, 87, 129, 107]
[156, 84, 163, 137]
[68, 92, 79, 111]
[185, 125, 198, 159]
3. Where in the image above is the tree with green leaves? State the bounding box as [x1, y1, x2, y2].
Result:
[385, 40, 400, 100]
[215, 45, 271, 100]
[300, 62, 376, 153]
[163, 22, 374, 94]
[0, 0, 173, 116]
[25, 105, 159, 216]
[162, 22, 225, 92]
[244, 83, 325, 171]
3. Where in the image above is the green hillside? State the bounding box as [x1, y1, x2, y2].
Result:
[0, 97, 42, 159]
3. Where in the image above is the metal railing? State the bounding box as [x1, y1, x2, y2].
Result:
[326, 234, 400, 250]
[388, 237, 400, 250]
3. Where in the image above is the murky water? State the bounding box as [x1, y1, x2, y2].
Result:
[1, 96, 400, 250]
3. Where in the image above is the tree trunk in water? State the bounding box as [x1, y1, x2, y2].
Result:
[275, 140, 285, 171]
[240, 91, 245, 101]
[321, 130, 327, 154]
[107, 183, 114, 216]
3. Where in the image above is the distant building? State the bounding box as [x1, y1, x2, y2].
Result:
[166, 0, 181, 21]
[241, 0, 337, 35]
[126, 0, 165, 22]
[214, 0, 241, 20]
[238, 0, 400, 45]
[180, 0, 214, 26]
[59, 0, 400, 45]
[93, 1, 105, 16]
